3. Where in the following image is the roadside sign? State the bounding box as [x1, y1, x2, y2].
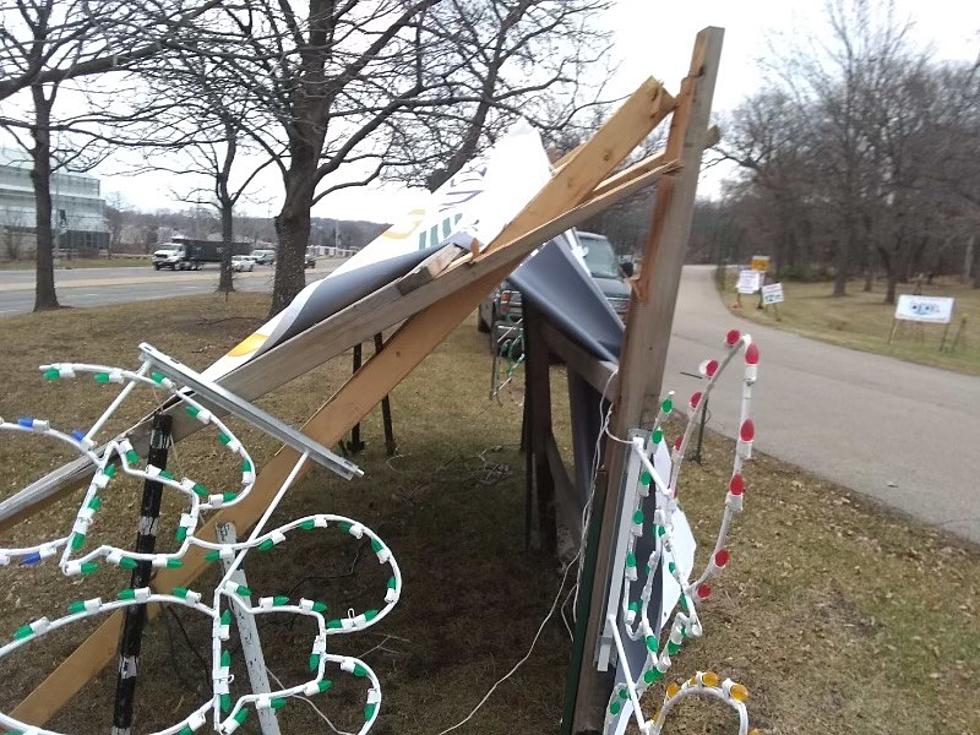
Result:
[894, 295, 954, 324]
[736, 269, 762, 294]
[761, 282, 784, 305]
[751, 255, 770, 272]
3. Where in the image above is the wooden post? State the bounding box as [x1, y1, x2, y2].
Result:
[523, 303, 557, 552]
[939, 319, 952, 352]
[950, 316, 967, 352]
[887, 318, 899, 344]
[373, 333, 397, 456]
[569, 27, 724, 735]
[111, 413, 172, 735]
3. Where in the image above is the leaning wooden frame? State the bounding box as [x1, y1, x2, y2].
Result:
[2, 27, 722, 735]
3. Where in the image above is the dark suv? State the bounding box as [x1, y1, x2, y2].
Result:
[477, 231, 630, 335]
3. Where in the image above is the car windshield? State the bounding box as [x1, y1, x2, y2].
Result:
[578, 234, 620, 279]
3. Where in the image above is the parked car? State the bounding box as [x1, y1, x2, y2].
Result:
[576, 231, 631, 318]
[251, 249, 276, 265]
[231, 255, 255, 272]
[305, 250, 316, 269]
[477, 231, 631, 337]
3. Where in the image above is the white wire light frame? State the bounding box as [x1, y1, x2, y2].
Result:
[602, 329, 760, 735]
[0, 352, 403, 735]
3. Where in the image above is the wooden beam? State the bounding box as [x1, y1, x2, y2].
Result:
[484, 77, 674, 255]
[570, 28, 725, 735]
[591, 149, 667, 200]
[14, 77, 678, 724]
[539, 320, 618, 395]
[0, 156, 681, 538]
[543, 432, 581, 548]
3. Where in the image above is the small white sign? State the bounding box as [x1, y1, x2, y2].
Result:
[894, 295, 954, 324]
[761, 282, 784, 305]
[736, 269, 762, 294]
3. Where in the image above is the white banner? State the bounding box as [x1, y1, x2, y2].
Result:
[761, 282, 784, 305]
[736, 269, 762, 294]
[203, 122, 552, 380]
[894, 295, 954, 324]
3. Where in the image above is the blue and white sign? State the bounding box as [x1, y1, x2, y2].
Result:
[895, 295, 954, 324]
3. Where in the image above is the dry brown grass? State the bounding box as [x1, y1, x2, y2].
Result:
[719, 274, 980, 376]
[0, 294, 977, 735]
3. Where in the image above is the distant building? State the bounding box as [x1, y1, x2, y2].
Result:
[0, 148, 109, 257]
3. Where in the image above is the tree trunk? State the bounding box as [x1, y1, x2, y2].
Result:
[31, 84, 59, 311]
[832, 230, 848, 297]
[271, 160, 314, 315]
[218, 201, 234, 294]
[964, 233, 976, 286]
[885, 270, 898, 304]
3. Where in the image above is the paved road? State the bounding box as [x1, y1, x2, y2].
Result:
[665, 266, 980, 545]
[0, 261, 343, 315]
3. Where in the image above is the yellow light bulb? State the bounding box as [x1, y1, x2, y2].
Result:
[730, 683, 749, 702]
[701, 671, 719, 688]
[665, 682, 681, 699]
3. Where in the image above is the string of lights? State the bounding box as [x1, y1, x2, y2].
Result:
[0, 352, 401, 735]
[603, 329, 761, 735]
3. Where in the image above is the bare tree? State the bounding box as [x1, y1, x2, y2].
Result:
[0, 0, 233, 309]
[136, 53, 282, 293]
[201, 0, 614, 314]
[715, 0, 979, 297]
[421, 0, 614, 191]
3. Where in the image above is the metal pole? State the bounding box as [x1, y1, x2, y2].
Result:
[348, 343, 366, 454]
[694, 394, 708, 465]
[374, 333, 397, 456]
[216, 523, 281, 735]
[111, 412, 172, 735]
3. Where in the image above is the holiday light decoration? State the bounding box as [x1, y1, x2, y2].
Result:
[489, 309, 526, 402]
[0, 348, 402, 735]
[603, 329, 760, 735]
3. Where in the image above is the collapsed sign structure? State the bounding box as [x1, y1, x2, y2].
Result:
[0, 27, 743, 735]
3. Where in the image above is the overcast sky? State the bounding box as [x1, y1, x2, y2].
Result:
[93, 0, 980, 223]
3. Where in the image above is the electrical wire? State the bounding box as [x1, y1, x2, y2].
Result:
[267, 668, 354, 735]
[433, 555, 577, 735]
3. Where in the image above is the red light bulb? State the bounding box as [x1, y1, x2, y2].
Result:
[728, 473, 744, 495]
[689, 391, 702, 409]
[696, 583, 712, 599]
[714, 548, 730, 567]
[673, 436, 683, 451]
[739, 419, 755, 442]
[745, 342, 760, 365]
[699, 359, 719, 378]
[726, 329, 741, 346]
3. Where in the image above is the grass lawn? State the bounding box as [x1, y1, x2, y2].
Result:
[0, 294, 977, 735]
[720, 274, 980, 376]
[0, 256, 152, 270]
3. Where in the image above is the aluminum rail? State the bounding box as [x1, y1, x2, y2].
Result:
[138, 343, 361, 480]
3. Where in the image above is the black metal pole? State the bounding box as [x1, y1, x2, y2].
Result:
[693, 394, 708, 465]
[374, 333, 397, 456]
[112, 412, 172, 735]
[348, 343, 366, 454]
